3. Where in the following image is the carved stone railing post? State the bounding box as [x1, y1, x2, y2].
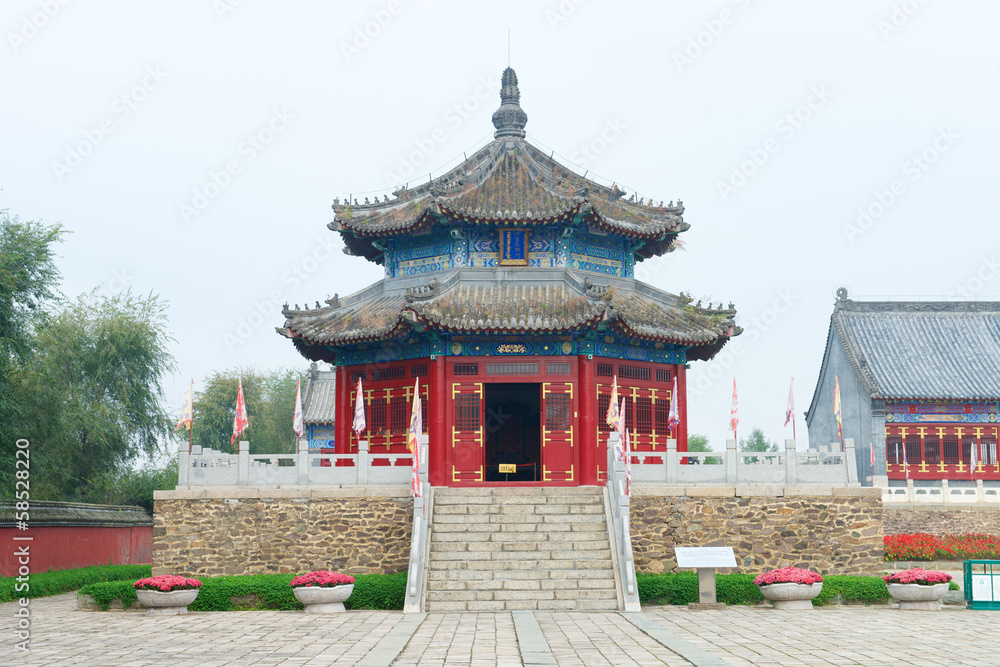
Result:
[357, 440, 369, 485]
[666, 438, 678, 484]
[784, 439, 797, 484]
[238, 441, 249, 485]
[725, 438, 737, 482]
[844, 438, 858, 484]
[178, 441, 189, 487]
[297, 438, 310, 485]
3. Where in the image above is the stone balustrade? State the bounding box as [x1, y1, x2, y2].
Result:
[178, 439, 412, 488]
[633, 438, 859, 485]
[882, 479, 1000, 505]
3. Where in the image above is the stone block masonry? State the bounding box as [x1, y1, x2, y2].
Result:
[630, 486, 884, 576]
[884, 505, 1000, 536]
[152, 487, 412, 577]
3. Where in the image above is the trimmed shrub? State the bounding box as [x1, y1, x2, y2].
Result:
[638, 572, 893, 607]
[80, 572, 408, 611]
[0, 564, 151, 603]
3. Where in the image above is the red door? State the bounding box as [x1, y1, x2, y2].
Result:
[541, 382, 575, 483]
[451, 382, 484, 483]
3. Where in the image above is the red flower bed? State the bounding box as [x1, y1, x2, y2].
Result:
[289, 571, 356, 588]
[884, 568, 951, 585]
[753, 567, 823, 586]
[884, 533, 1000, 561]
[133, 575, 202, 592]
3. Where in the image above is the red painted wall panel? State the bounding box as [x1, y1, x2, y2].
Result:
[0, 526, 152, 576]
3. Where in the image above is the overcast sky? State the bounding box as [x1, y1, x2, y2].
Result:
[3, 0, 998, 454]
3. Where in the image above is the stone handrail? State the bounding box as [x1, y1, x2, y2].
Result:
[882, 479, 1000, 504]
[177, 440, 412, 487]
[404, 435, 430, 613]
[634, 438, 859, 485]
[606, 432, 641, 612]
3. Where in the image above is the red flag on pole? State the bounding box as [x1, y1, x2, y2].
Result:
[175, 379, 194, 433]
[834, 376, 843, 449]
[352, 378, 366, 435]
[870, 443, 876, 471]
[730, 379, 739, 441]
[408, 379, 422, 498]
[606, 376, 620, 428]
[292, 379, 304, 439]
[667, 376, 680, 433]
[624, 428, 632, 496]
[231, 380, 249, 445]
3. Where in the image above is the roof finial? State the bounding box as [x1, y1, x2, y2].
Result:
[492, 68, 528, 139]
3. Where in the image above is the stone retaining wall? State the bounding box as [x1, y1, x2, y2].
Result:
[884, 505, 1000, 536]
[630, 486, 883, 576]
[152, 487, 412, 577]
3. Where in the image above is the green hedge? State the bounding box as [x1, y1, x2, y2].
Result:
[637, 573, 897, 606]
[79, 572, 407, 611]
[0, 564, 152, 603]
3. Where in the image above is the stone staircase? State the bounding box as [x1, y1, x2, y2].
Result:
[424, 487, 620, 611]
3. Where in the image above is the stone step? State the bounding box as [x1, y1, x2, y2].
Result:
[424, 598, 620, 612]
[426, 587, 617, 602]
[431, 530, 609, 543]
[427, 569, 616, 583]
[428, 558, 613, 571]
[432, 503, 604, 516]
[428, 578, 617, 591]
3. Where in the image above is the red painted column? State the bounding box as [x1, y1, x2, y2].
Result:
[429, 355, 447, 487]
[335, 365, 348, 455]
[677, 363, 689, 452]
[579, 355, 598, 486]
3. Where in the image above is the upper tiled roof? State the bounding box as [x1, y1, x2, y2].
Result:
[330, 68, 687, 263]
[831, 295, 1000, 400]
[278, 271, 739, 363]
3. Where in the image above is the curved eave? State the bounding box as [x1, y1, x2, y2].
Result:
[608, 320, 738, 360]
[437, 204, 579, 226]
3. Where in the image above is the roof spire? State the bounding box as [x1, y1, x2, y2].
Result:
[492, 67, 528, 139]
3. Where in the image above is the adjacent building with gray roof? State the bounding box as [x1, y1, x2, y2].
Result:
[806, 288, 1000, 486]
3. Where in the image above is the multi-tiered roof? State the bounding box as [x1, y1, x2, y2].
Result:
[279, 69, 739, 364]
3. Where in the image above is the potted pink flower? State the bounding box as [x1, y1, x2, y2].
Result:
[883, 568, 952, 610]
[753, 567, 824, 610]
[133, 575, 202, 616]
[290, 571, 356, 613]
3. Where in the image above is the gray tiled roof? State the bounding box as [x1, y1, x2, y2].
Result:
[302, 369, 336, 424]
[833, 299, 1000, 400]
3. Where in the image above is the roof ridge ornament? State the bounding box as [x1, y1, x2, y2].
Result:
[492, 67, 528, 139]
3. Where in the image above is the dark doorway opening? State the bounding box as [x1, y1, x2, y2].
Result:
[484, 383, 541, 482]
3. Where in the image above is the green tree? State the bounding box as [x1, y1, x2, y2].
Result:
[739, 427, 778, 464]
[77, 457, 178, 514]
[0, 214, 64, 482]
[189, 367, 306, 455]
[687, 433, 722, 465]
[13, 290, 176, 499]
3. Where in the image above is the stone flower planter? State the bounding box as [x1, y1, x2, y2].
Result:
[887, 583, 950, 610]
[135, 589, 199, 616]
[293, 584, 354, 613]
[758, 582, 823, 610]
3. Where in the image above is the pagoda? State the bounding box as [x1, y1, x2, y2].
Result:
[278, 69, 739, 487]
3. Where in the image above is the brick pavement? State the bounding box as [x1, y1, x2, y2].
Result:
[2, 593, 1000, 666]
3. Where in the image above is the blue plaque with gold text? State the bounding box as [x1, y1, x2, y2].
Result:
[499, 229, 529, 266]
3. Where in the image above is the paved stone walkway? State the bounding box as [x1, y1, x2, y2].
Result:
[2, 593, 1000, 666]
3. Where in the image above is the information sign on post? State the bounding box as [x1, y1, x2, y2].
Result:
[674, 547, 737, 610]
